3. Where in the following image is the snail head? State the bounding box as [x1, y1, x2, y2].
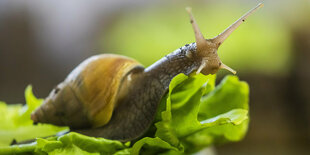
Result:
[186, 3, 263, 75]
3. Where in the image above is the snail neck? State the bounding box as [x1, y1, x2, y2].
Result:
[144, 43, 199, 88]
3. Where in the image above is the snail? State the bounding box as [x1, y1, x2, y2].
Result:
[31, 3, 263, 142]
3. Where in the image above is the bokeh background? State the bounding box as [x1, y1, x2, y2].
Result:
[0, 0, 309, 154]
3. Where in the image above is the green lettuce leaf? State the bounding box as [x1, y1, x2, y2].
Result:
[130, 137, 179, 155]
[35, 132, 125, 154]
[1, 132, 126, 155]
[0, 74, 249, 155]
[154, 74, 249, 154]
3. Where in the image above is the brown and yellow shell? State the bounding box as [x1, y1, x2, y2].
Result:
[31, 54, 143, 129]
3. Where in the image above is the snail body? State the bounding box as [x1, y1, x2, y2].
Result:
[31, 4, 263, 142]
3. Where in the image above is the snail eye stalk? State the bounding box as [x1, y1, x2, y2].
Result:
[212, 3, 264, 45]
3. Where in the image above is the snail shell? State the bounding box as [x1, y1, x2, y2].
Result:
[31, 54, 143, 129]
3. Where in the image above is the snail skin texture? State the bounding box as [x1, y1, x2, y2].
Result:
[31, 4, 263, 142]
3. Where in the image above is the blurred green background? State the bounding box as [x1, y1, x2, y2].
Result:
[101, 2, 292, 76]
[0, 0, 309, 154]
